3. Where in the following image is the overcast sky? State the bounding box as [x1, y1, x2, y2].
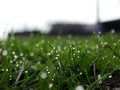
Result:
[0, 0, 120, 39]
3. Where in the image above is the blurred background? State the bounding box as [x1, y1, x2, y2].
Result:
[0, 0, 120, 40]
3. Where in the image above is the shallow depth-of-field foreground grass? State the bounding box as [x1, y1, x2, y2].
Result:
[0, 33, 120, 90]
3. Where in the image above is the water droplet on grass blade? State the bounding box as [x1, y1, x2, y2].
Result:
[25, 71, 28, 74]
[80, 72, 83, 75]
[113, 56, 116, 59]
[9, 75, 12, 78]
[49, 83, 53, 89]
[77, 56, 80, 58]
[75, 85, 84, 90]
[36, 43, 39, 47]
[111, 29, 115, 34]
[53, 47, 56, 50]
[14, 55, 18, 59]
[55, 56, 58, 60]
[98, 31, 101, 34]
[10, 60, 13, 63]
[108, 75, 112, 78]
[72, 47, 75, 50]
[64, 47, 66, 50]
[100, 41, 103, 45]
[95, 45, 99, 49]
[20, 52, 24, 56]
[72, 53, 75, 56]
[20, 61, 22, 64]
[104, 42, 108, 45]
[6, 68, 8, 71]
[47, 53, 51, 56]
[12, 51, 15, 55]
[48, 72, 50, 74]
[37, 61, 40, 64]
[77, 50, 80, 53]
[30, 52, 34, 56]
[16, 64, 19, 67]
[2, 50, 8, 56]
[41, 72, 47, 79]
[51, 78, 54, 81]
[113, 43, 116, 46]
[11, 43, 14, 47]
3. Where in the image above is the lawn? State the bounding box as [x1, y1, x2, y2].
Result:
[0, 33, 120, 90]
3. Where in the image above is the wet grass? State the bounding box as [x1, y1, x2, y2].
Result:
[0, 33, 120, 90]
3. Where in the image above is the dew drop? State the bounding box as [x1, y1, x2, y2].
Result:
[111, 29, 115, 34]
[20, 52, 24, 56]
[98, 31, 101, 34]
[48, 72, 50, 74]
[14, 55, 18, 59]
[12, 51, 15, 55]
[41, 72, 47, 79]
[73, 53, 75, 56]
[20, 61, 22, 64]
[6, 68, 8, 72]
[104, 42, 107, 45]
[87, 51, 90, 53]
[2, 50, 8, 56]
[10, 60, 13, 63]
[113, 56, 116, 59]
[16, 64, 19, 67]
[53, 47, 56, 50]
[2, 69, 4, 71]
[9, 75, 12, 78]
[100, 41, 103, 45]
[47, 53, 51, 56]
[108, 75, 112, 78]
[11, 43, 14, 47]
[102, 56, 105, 60]
[113, 43, 116, 46]
[64, 47, 66, 50]
[49, 83, 53, 89]
[72, 47, 75, 50]
[80, 72, 83, 75]
[55, 56, 58, 60]
[75, 85, 84, 90]
[30, 52, 34, 56]
[77, 51, 80, 53]
[36, 43, 39, 47]
[77, 56, 80, 58]
[37, 61, 40, 64]
[51, 78, 54, 81]
[25, 71, 28, 74]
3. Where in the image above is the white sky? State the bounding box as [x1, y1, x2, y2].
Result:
[0, 0, 120, 39]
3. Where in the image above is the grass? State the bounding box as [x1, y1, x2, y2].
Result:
[0, 33, 120, 90]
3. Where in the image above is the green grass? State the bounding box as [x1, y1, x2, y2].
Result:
[0, 33, 120, 90]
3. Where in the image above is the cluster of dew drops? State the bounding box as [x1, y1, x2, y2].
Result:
[0, 32, 119, 89]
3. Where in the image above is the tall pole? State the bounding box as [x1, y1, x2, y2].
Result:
[97, 0, 100, 22]
[95, 0, 101, 34]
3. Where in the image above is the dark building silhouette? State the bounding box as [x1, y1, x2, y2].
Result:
[101, 19, 120, 33]
[49, 19, 120, 35]
[8, 19, 120, 37]
[9, 28, 42, 37]
[48, 23, 94, 35]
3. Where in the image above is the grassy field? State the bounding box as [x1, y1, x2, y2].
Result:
[0, 33, 120, 90]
